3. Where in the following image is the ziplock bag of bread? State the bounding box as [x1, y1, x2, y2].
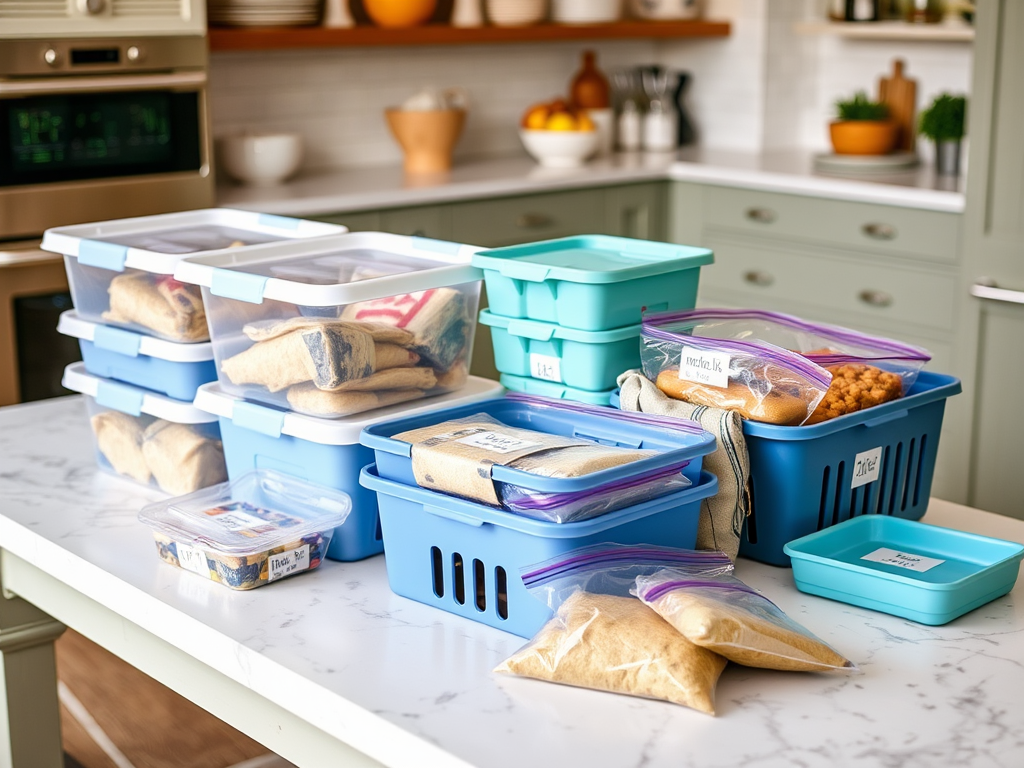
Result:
[173, 232, 482, 419]
[634, 567, 857, 673]
[641, 308, 930, 425]
[392, 413, 661, 508]
[495, 544, 734, 713]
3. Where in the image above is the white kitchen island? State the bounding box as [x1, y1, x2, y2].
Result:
[1, 395, 1021, 768]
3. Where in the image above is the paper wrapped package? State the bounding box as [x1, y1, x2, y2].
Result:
[103, 273, 209, 342]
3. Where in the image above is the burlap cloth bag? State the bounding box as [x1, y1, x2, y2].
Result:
[616, 371, 751, 560]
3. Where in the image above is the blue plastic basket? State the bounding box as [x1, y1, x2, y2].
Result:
[479, 310, 640, 392]
[360, 395, 718, 493]
[498, 373, 614, 407]
[471, 235, 713, 332]
[784, 516, 1024, 625]
[611, 372, 962, 566]
[360, 464, 718, 637]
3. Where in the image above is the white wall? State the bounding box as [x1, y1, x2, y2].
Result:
[207, 0, 973, 170]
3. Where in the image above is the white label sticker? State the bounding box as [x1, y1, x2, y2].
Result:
[529, 353, 563, 383]
[861, 547, 945, 573]
[851, 446, 883, 489]
[176, 544, 210, 577]
[679, 346, 731, 389]
[456, 431, 543, 454]
[210, 509, 274, 533]
[268, 544, 310, 582]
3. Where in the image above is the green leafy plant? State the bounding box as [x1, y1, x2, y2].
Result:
[835, 92, 890, 122]
[919, 94, 967, 141]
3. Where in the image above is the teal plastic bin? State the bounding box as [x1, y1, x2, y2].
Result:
[472, 235, 714, 331]
[784, 516, 1024, 625]
[480, 309, 639, 392]
[499, 373, 614, 407]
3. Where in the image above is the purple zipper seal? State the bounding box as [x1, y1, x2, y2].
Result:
[639, 578, 769, 604]
[522, 546, 732, 587]
[507, 460, 691, 511]
[505, 392, 706, 436]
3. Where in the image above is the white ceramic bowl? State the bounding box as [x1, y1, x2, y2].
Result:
[218, 132, 304, 187]
[486, 0, 546, 25]
[553, 0, 620, 23]
[628, 0, 702, 20]
[519, 128, 599, 168]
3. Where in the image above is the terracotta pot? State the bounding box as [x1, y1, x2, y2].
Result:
[363, 0, 436, 27]
[385, 108, 466, 174]
[829, 120, 898, 156]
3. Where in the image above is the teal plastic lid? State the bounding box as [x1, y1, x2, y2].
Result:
[478, 309, 641, 342]
[471, 235, 713, 285]
[499, 373, 614, 406]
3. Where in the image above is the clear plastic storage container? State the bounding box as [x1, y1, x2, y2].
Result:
[62, 362, 227, 495]
[192, 375, 505, 562]
[138, 470, 352, 590]
[174, 232, 483, 419]
[41, 209, 345, 343]
[58, 310, 216, 401]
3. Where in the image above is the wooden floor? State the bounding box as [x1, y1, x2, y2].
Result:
[56, 629, 288, 768]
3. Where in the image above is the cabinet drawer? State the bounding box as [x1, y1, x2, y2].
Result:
[380, 205, 450, 239]
[312, 210, 380, 232]
[703, 186, 961, 264]
[450, 189, 604, 247]
[701, 235, 958, 331]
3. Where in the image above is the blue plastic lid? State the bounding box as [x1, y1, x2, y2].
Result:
[471, 235, 714, 285]
[479, 309, 641, 342]
[499, 373, 614, 406]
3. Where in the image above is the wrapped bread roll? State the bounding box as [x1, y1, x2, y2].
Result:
[243, 316, 414, 347]
[103, 273, 208, 342]
[91, 411, 151, 483]
[321, 366, 436, 393]
[142, 421, 227, 496]
[287, 384, 425, 417]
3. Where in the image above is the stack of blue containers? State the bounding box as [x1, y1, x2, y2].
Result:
[471, 235, 714, 405]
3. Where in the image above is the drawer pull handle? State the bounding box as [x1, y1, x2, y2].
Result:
[743, 270, 775, 287]
[859, 289, 894, 308]
[516, 213, 553, 229]
[862, 223, 896, 240]
[745, 207, 776, 224]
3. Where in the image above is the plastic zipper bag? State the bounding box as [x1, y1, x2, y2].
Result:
[495, 545, 733, 714]
[634, 568, 857, 673]
[642, 308, 930, 425]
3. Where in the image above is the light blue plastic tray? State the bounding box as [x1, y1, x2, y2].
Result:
[498, 373, 614, 407]
[472, 235, 713, 331]
[480, 310, 640, 392]
[784, 515, 1024, 625]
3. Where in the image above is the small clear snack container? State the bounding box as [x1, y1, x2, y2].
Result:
[174, 232, 483, 419]
[41, 209, 345, 343]
[62, 362, 227, 496]
[139, 470, 352, 590]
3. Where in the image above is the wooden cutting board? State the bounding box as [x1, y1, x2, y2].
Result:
[879, 59, 917, 153]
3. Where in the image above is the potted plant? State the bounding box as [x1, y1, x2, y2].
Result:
[919, 93, 967, 176]
[830, 92, 897, 156]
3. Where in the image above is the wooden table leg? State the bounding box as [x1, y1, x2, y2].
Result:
[0, 561, 66, 768]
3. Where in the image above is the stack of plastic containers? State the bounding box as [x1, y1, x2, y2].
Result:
[44, 209, 346, 493]
[175, 231, 507, 561]
[358, 394, 719, 637]
[471, 235, 714, 405]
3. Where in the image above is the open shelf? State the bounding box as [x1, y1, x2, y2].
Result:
[794, 19, 974, 42]
[207, 19, 731, 51]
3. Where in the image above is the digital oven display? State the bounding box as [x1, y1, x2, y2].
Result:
[1, 90, 201, 187]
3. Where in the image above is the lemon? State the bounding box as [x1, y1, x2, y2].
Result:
[545, 112, 577, 131]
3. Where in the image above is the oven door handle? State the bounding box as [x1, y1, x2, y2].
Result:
[0, 71, 206, 96]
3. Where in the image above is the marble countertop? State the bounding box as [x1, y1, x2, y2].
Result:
[2, 396, 1021, 768]
[217, 148, 966, 218]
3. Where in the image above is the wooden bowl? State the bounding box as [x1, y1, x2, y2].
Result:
[385, 109, 466, 174]
[829, 121, 898, 156]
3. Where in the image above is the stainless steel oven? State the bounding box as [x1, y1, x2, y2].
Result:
[0, 33, 214, 404]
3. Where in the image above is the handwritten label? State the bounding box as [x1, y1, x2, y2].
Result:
[851, 446, 883, 489]
[456, 431, 543, 454]
[861, 547, 945, 573]
[268, 545, 310, 582]
[209, 508, 274, 534]
[529, 353, 562, 383]
[679, 346, 731, 389]
[175, 543, 210, 577]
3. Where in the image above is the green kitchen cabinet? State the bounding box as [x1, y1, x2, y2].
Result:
[313, 209, 381, 232]
[957, 0, 1024, 518]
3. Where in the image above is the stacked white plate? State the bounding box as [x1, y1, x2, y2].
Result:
[485, 0, 547, 25]
[208, 0, 323, 27]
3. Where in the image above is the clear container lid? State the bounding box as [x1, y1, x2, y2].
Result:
[174, 231, 482, 306]
[138, 470, 352, 556]
[41, 209, 346, 275]
[62, 362, 216, 423]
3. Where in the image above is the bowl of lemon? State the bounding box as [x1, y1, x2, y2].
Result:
[518, 99, 599, 168]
